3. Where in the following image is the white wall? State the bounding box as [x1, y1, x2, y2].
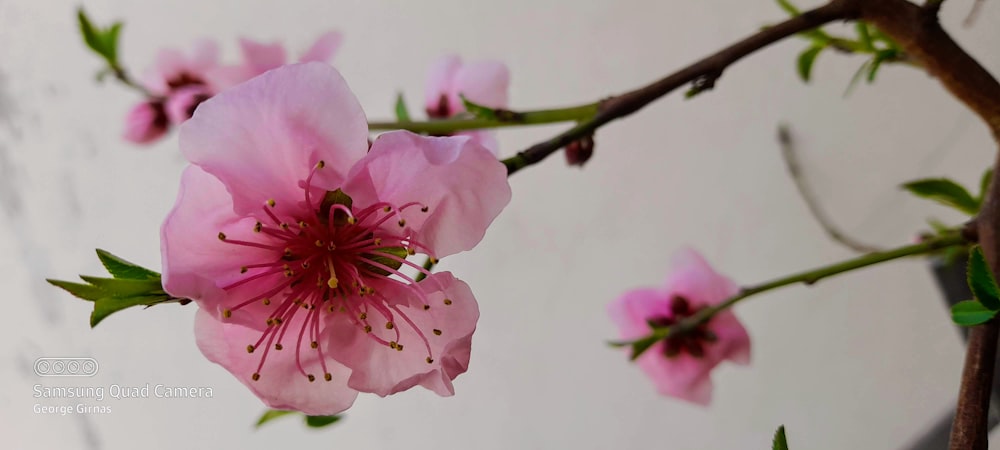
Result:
[2, 0, 998, 449]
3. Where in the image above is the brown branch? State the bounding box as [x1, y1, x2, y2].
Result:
[501, 0, 858, 175]
[853, 1, 1000, 449]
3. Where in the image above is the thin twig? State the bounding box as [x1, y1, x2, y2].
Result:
[778, 124, 883, 253]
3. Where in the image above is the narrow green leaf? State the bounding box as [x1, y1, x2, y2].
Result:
[951, 300, 998, 327]
[773, 425, 789, 450]
[902, 178, 980, 215]
[968, 247, 1000, 309]
[304, 414, 341, 428]
[394, 93, 411, 122]
[855, 23, 875, 51]
[459, 94, 497, 120]
[77, 8, 106, 57]
[843, 60, 870, 97]
[255, 409, 296, 428]
[980, 169, 993, 202]
[95, 249, 160, 280]
[866, 56, 884, 83]
[78, 276, 164, 297]
[629, 336, 659, 361]
[102, 22, 123, 65]
[46, 279, 105, 301]
[90, 295, 171, 327]
[796, 46, 823, 83]
[775, 0, 800, 15]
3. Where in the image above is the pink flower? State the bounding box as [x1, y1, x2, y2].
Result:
[161, 63, 511, 414]
[142, 39, 222, 96]
[608, 249, 751, 405]
[424, 55, 510, 154]
[208, 31, 343, 90]
[122, 101, 168, 144]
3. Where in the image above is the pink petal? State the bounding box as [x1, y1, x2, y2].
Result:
[424, 55, 462, 117]
[190, 39, 220, 70]
[456, 130, 499, 156]
[709, 310, 752, 365]
[451, 60, 510, 114]
[178, 63, 369, 218]
[636, 346, 715, 405]
[299, 31, 343, 63]
[195, 308, 358, 415]
[164, 85, 212, 125]
[342, 131, 511, 258]
[142, 48, 187, 95]
[238, 38, 287, 75]
[160, 166, 273, 310]
[122, 101, 168, 144]
[322, 272, 479, 397]
[665, 248, 740, 308]
[607, 288, 668, 341]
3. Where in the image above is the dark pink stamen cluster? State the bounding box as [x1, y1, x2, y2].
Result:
[648, 296, 718, 358]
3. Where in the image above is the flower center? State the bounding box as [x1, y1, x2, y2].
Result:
[649, 296, 717, 359]
[216, 161, 447, 383]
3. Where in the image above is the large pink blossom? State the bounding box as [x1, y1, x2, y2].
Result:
[608, 249, 751, 405]
[161, 62, 511, 414]
[424, 55, 510, 154]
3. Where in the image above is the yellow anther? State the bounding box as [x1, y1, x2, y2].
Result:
[222, 309, 232, 318]
[266, 319, 275, 326]
[307, 374, 316, 382]
[373, 238, 382, 246]
[407, 247, 416, 255]
[327, 305, 336, 313]
[443, 298, 452, 305]
[389, 341, 397, 349]
[252, 373, 260, 381]
[359, 312, 367, 320]
[397, 219, 406, 227]
[240, 266, 248, 273]
[310, 341, 318, 349]
[280, 223, 290, 230]
[298, 221, 308, 228]
[383, 206, 392, 212]
[275, 344, 283, 350]
[246, 345, 255, 354]
[316, 160, 326, 169]
[315, 240, 324, 247]
[364, 325, 372, 333]
[274, 318, 283, 325]
[284, 248, 293, 257]
[267, 199, 276, 207]
[262, 298, 271, 306]
[301, 262, 310, 269]
[421, 206, 429, 213]
[433, 329, 442, 336]
[396, 344, 404, 352]
[324, 373, 332, 381]
[217, 232, 227, 241]
[347, 216, 357, 225]
[253, 222, 262, 232]
[423, 305, 430, 310]
[385, 321, 395, 330]
[426, 357, 434, 364]
[429, 257, 439, 264]
[327, 276, 339, 289]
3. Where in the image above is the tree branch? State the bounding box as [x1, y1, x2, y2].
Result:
[502, 0, 858, 174]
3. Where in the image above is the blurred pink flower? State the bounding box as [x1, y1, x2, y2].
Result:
[424, 55, 510, 154]
[122, 101, 168, 144]
[208, 31, 343, 90]
[608, 249, 751, 405]
[161, 63, 511, 414]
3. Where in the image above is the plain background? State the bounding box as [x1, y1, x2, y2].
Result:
[2, 0, 999, 449]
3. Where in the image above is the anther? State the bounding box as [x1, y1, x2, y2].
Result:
[252, 373, 260, 381]
[397, 219, 406, 227]
[383, 206, 392, 212]
[359, 312, 367, 320]
[433, 329, 442, 336]
[274, 318, 283, 325]
[301, 262, 310, 269]
[407, 248, 416, 255]
[364, 325, 372, 333]
[389, 341, 398, 349]
[423, 305, 430, 310]
[328, 276, 339, 289]
[266, 319, 275, 326]
[284, 248, 293, 257]
[315, 240, 324, 247]
[275, 344, 283, 350]
[386, 321, 395, 330]
[426, 357, 434, 364]
[327, 305, 336, 313]
[298, 221, 308, 228]
[280, 223, 290, 230]
[307, 374, 316, 382]
[443, 298, 452, 305]
[324, 373, 332, 381]
[396, 344, 404, 352]
[246, 345, 255, 353]
[222, 309, 232, 318]
[429, 257, 439, 264]
[262, 298, 271, 306]
[253, 222, 262, 232]
[316, 160, 326, 169]
[240, 266, 248, 273]
[217, 232, 227, 241]
[327, 243, 337, 251]
[267, 199, 276, 207]
[347, 217, 357, 225]
[421, 206, 429, 213]
[374, 238, 382, 246]
[310, 341, 318, 349]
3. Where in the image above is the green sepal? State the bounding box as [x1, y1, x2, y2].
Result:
[968, 246, 1000, 310]
[855, 22, 875, 52]
[772, 425, 789, 450]
[78, 276, 165, 297]
[96, 249, 159, 280]
[902, 178, 980, 215]
[255, 409, 296, 428]
[305, 415, 342, 428]
[394, 93, 411, 122]
[951, 299, 998, 327]
[361, 247, 409, 276]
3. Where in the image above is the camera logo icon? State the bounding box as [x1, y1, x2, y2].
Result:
[34, 357, 99, 377]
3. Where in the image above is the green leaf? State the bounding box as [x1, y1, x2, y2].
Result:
[91, 295, 172, 327]
[394, 93, 411, 122]
[796, 46, 823, 83]
[775, 0, 800, 15]
[629, 335, 659, 361]
[855, 23, 875, 52]
[96, 249, 160, 280]
[951, 300, 998, 327]
[902, 178, 980, 215]
[980, 169, 993, 202]
[304, 414, 341, 428]
[773, 425, 789, 450]
[460, 94, 497, 120]
[968, 246, 1000, 309]
[102, 22, 123, 65]
[78, 276, 164, 297]
[46, 279, 105, 301]
[255, 409, 296, 428]
[77, 8, 106, 57]
[843, 60, 870, 97]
